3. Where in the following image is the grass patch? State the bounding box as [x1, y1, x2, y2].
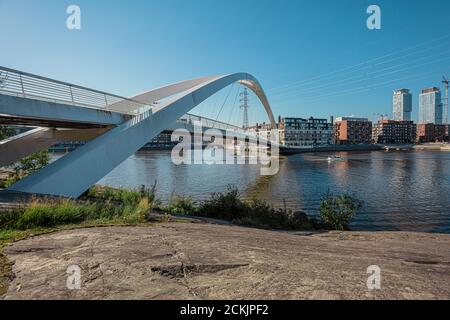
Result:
[85, 183, 158, 206]
[0, 197, 151, 231]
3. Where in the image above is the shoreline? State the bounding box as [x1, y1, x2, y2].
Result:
[2, 147, 450, 235]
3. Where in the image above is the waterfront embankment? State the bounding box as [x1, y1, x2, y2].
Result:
[413, 143, 450, 151]
[280, 143, 383, 155]
[3, 223, 450, 299]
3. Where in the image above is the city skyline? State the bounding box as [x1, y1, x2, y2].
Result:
[250, 82, 448, 127]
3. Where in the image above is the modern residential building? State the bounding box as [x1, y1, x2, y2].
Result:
[372, 120, 417, 144]
[278, 117, 333, 147]
[247, 122, 279, 142]
[333, 117, 372, 144]
[419, 87, 443, 124]
[416, 123, 447, 143]
[393, 89, 412, 121]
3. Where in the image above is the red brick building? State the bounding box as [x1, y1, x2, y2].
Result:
[417, 123, 447, 143]
[334, 117, 372, 144]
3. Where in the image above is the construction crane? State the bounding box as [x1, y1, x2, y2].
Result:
[373, 113, 389, 122]
[443, 76, 449, 125]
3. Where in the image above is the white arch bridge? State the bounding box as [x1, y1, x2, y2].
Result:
[0, 66, 279, 198]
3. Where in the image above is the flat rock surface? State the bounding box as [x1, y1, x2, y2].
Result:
[3, 223, 450, 299]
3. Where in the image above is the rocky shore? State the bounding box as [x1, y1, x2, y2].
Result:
[2, 222, 450, 300]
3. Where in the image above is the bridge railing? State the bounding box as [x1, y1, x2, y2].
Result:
[0, 66, 147, 115]
[180, 114, 247, 133]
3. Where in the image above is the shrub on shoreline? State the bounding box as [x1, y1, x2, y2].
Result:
[319, 191, 362, 231]
[195, 186, 315, 230]
[163, 195, 195, 215]
[0, 184, 361, 234]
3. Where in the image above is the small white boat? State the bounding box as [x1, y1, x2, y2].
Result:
[328, 155, 343, 161]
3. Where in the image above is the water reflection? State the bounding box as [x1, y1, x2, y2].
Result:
[96, 150, 450, 233]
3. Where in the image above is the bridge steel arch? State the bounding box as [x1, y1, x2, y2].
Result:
[8, 73, 276, 198]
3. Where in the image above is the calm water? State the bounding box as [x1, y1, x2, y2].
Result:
[94, 150, 450, 233]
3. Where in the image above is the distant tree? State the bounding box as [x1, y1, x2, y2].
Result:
[319, 191, 362, 231]
[15, 151, 50, 174]
[0, 126, 14, 140]
[4, 151, 51, 187]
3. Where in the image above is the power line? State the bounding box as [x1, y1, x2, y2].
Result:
[271, 54, 450, 102]
[267, 33, 450, 94]
[270, 48, 450, 99]
[270, 41, 450, 99]
[281, 69, 441, 107]
[269, 33, 450, 93]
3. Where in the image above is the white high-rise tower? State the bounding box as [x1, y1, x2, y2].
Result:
[393, 88, 412, 121]
[419, 87, 443, 124]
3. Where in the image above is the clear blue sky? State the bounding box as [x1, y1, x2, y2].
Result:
[1, 0, 449, 125]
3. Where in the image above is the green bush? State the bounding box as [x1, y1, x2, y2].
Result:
[5, 151, 51, 187]
[319, 192, 362, 230]
[197, 186, 246, 220]
[236, 199, 313, 230]
[165, 195, 195, 215]
[197, 186, 314, 230]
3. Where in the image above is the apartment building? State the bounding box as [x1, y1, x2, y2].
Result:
[372, 120, 416, 144]
[416, 123, 447, 143]
[278, 117, 333, 147]
[334, 117, 372, 144]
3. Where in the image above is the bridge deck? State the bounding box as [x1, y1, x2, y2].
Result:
[0, 94, 131, 128]
[0, 65, 151, 128]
